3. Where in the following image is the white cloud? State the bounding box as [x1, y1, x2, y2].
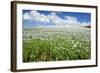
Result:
[23, 13, 32, 20]
[64, 16, 90, 26]
[48, 12, 65, 25]
[23, 11, 90, 26]
[64, 16, 80, 25]
[29, 11, 50, 22]
[29, 11, 40, 16]
[81, 22, 90, 26]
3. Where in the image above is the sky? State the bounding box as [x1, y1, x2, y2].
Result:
[23, 10, 91, 28]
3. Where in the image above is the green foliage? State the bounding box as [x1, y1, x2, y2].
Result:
[23, 28, 91, 62]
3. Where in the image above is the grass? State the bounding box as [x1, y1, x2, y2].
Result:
[23, 27, 91, 62]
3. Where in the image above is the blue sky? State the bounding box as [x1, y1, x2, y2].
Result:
[23, 10, 91, 28]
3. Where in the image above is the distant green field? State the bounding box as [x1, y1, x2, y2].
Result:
[23, 27, 91, 62]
